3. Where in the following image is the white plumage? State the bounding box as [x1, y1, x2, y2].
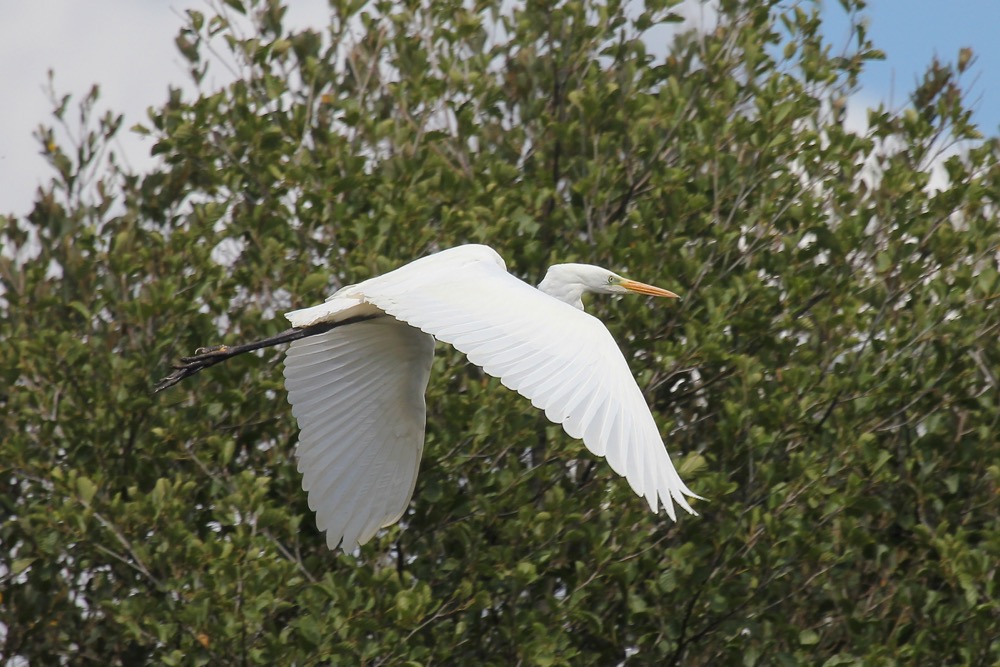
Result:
[282, 244, 699, 549]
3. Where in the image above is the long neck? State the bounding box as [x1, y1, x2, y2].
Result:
[537, 266, 587, 309]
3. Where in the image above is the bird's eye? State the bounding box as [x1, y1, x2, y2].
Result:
[607, 276, 615, 284]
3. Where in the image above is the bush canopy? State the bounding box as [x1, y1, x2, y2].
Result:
[2, 0, 998, 664]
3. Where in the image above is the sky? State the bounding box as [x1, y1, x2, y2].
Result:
[2, 0, 999, 218]
[820, 0, 1000, 131]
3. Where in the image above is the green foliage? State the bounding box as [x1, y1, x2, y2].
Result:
[2, 0, 998, 664]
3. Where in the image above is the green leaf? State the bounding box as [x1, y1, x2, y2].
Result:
[76, 476, 97, 505]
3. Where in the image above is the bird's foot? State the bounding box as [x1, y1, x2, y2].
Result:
[154, 345, 234, 393]
[195, 344, 229, 355]
[180, 345, 231, 363]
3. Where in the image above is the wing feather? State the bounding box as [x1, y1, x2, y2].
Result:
[283, 316, 434, 549]
[350, 245, 699, 519]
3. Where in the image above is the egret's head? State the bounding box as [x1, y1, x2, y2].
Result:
[597, 270, 680, 298]
[539, 263, 679, 308]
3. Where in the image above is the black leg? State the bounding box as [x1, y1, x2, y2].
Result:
[153, 314, 379, 393]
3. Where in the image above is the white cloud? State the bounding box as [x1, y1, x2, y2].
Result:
[0, 0, 329, 217]
[1, 3, 186, 215]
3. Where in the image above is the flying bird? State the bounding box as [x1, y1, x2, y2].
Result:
[156, 244, 700, 549]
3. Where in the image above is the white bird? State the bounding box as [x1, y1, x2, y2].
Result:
[156, 244, 700, 549]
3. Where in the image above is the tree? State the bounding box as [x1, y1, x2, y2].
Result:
[2, 0, 998, 664]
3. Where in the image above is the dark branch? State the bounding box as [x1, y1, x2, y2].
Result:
[153, 315, 380, 393]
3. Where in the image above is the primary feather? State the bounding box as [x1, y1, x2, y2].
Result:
[283, 244, 699, 549]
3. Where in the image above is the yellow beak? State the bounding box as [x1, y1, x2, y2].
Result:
[620, 279, 680, 299]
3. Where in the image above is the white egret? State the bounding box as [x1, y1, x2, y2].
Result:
[156, 244, 700, 549]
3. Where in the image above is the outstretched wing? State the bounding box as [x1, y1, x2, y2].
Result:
[354, 245, 699, 519]
[283, 315, 434, 549]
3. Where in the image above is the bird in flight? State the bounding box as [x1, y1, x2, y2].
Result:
[156, 244, 700, 549]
